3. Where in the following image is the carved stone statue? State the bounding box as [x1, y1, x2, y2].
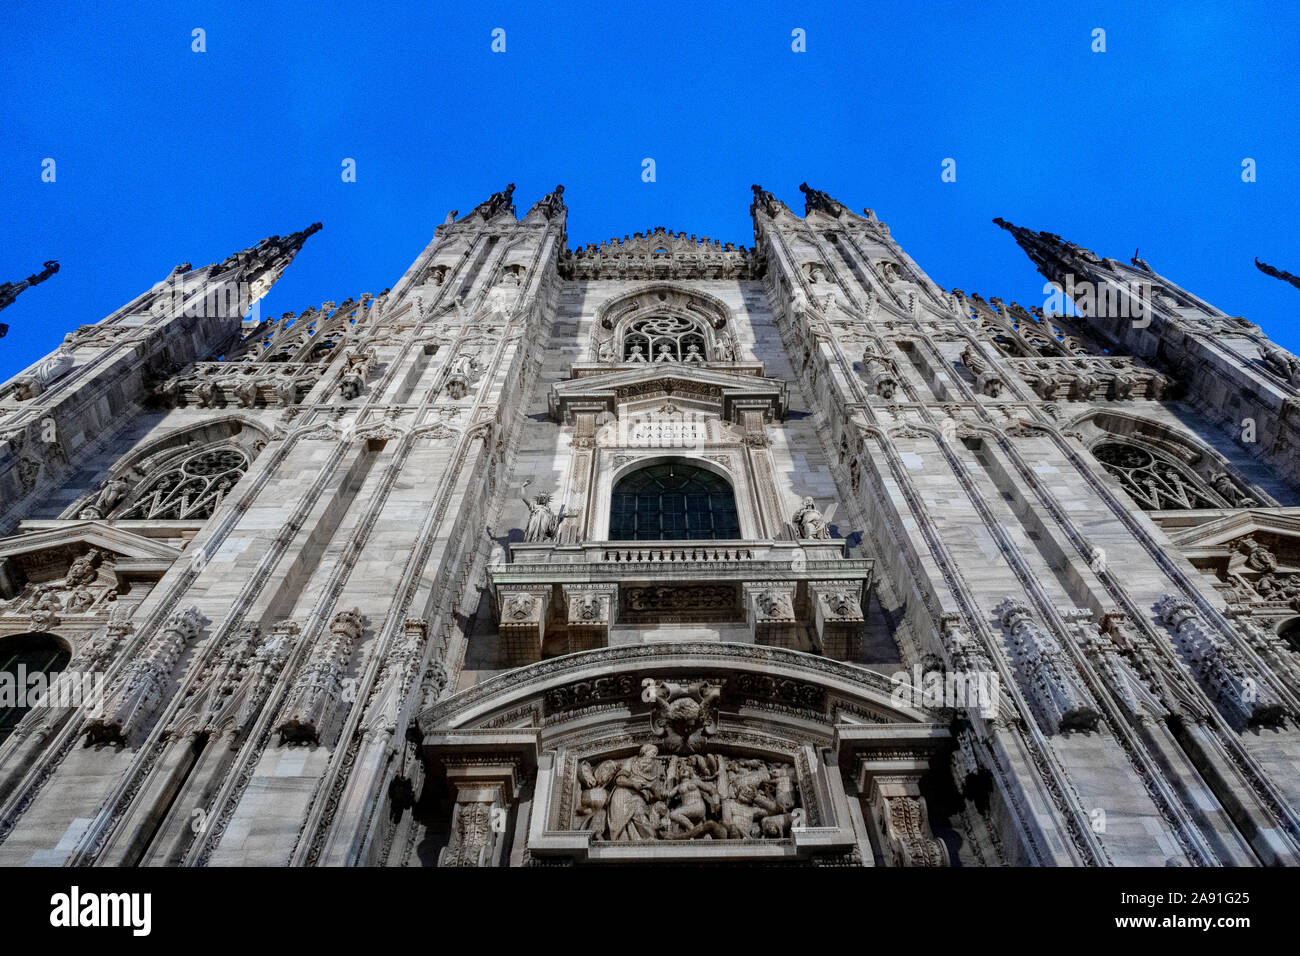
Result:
[792, 496, 832, 540]
[574, 739, 802, 843]
[647, 679, 721, 754]
[799, 182, 844, 217]
[0, 260, 59, 313]
[521, 487, 560, 542]
[531, 184, 565, 220]
[607, 744, 664, 841]
[12, 345, 74, 400]
[1213, 474, 1258, 508]
[64, 548, 104, 588]
[79, 476, 129, 520]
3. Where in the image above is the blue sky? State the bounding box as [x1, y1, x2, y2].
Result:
[2, 1, 1297, 380]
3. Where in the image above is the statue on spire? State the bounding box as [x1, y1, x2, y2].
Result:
[1256, 258, 1300, 293]
[474, 183, 516, 221]
[799, 182, 844, 217]
[0, 260, 59, 336]
[751, 184, 782, 218]
[530, 184, 566, 220]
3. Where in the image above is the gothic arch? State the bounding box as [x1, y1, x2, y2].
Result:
[592, 284, 733, 362]
[1069, 410, 1271, 511]
[65, 416, 271, 521]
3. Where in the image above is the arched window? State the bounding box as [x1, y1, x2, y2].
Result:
[610, 462, 741, 540]
[1092, 441, 1221, 511]
[118, 446, 250, 520]
[621, 316, 708, 363]
[0, 633, 71, 742]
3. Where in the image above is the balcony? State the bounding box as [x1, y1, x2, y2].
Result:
[487, 539, 874, 666]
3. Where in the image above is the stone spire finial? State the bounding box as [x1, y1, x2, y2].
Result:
[214, 222, 322, 305]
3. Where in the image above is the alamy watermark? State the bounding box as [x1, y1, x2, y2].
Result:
[889, 665, 999, 717]
[1, 666, 106, 718]
[1042, 275, 1155, 329]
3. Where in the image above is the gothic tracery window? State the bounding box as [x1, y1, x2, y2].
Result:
[1092, 441, 1221, 511]
[622, 316, 708, 363]
[610, 462, 740, 540]
[117, 446, 251, 520]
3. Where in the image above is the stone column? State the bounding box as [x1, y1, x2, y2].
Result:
[736, 403, 783, 539]
[837, 724, 951, 867]
[436, 758, 525, 868]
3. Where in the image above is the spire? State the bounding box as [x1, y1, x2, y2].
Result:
[799, 182, 845, 217]
[993, 217, 1102, 281]
[1255, 258, 1300, 293]
[215, 222, 322, 302]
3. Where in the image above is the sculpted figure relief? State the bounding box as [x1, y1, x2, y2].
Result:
[647, 678, 721, 754]
[79, 476, 129, 519]
[574, 744, 801, 842]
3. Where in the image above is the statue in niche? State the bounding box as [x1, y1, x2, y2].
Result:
[792, 496, 832, 540]
[520, 482, 561, 542]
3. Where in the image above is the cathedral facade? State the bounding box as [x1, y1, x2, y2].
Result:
[1, 182, 1299, 866]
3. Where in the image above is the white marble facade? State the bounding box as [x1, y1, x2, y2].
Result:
[1, 184, 1299, 866]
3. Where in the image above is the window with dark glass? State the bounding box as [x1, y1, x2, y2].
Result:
[0, 633, 71, 743]
[610, 463, 741, 540]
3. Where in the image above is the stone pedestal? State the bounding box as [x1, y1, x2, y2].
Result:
[809, 581, 865, 660]
[743, 581, 800, 648]
[497, 585, 550, 666]
[561, 583, 617, 652]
